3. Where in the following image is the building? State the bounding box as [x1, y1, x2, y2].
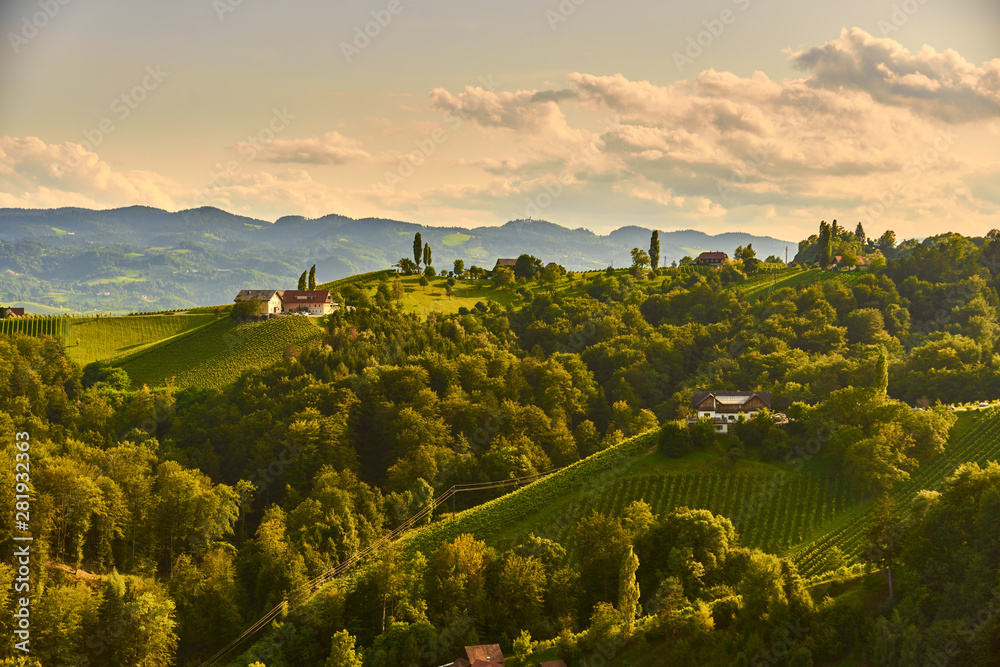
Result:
[696, 251, 728, 266]
[831, 255, 867, 270]
[277, 290, 337, 316]
[690, 391, 772, 433]
[492, 258, 517, 272]
[0, 307, 25, 317]
[234, 290, 282, 315]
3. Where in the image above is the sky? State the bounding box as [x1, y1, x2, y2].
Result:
[0, 0, 998, 241]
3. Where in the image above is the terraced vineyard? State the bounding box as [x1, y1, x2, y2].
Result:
[790, 410, 1000, 577]
[534, 470, 861, 557]
[0, 315, 69, 338]
[116, 315, 324, 390]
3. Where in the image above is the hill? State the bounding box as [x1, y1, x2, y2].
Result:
[64, 313, 219, 367]
[0, 205, 794, 312]
[115, 315, 324, 390]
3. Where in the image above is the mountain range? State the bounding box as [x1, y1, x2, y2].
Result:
[0, 206, 795, 312]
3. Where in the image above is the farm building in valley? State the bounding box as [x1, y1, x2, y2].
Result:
[233, 289, 337, 317]
[690, 390, 772, 433]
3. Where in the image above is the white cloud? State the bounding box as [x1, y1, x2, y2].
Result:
[788, 27, 1000, 123]
[234, 131, 372, 165]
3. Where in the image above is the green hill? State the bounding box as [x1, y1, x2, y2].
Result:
[115, 315, 324, 390]
[64, 314, 218, 366]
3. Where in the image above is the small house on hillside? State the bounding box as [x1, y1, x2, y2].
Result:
[0, 307, 25, 318]
[234, 290, 282, 315]
[831, 255, 867, 270]
[492, 258, 517, 273]
[696, 251, 728, 266]
[691, 391, 772, 433]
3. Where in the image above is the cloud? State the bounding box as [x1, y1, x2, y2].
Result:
[788, 27, 1000, 122]
[236, 131, 372, 165]
[0, 136, 178, 210]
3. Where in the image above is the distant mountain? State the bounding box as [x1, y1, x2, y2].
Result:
[0, 206, 794, 311]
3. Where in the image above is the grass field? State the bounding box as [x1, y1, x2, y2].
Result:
[64, 314, 218, 367]
[116, 315, 323, 390]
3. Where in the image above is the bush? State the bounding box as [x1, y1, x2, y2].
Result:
[659, 420, 693, 458]
[423, 265, 436, 277]
[231, 299, 261, 320]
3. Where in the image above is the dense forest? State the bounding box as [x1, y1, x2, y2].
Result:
[3, 226, 1000, 665]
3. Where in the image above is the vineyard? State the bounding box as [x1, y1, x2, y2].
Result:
[116, 315, 324, 390]
[0, 315, 68, 339]
[530, 469, 861, 558]
[64, 314, 218, 366]
[790, 409, 1000, 577]
[734, 268, 861, 302]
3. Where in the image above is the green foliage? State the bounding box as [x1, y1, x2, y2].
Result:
[298, 270, 308, 291]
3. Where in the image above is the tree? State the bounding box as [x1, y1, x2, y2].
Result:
[308, 264, 317, 290]
[649, 230, 660, 271]
[419, 275, 429, 291]
[864, 494, 903, 599]
[818, 221, 832, 269]
[855, 222, 866, 245]
[735, 243, 756, 261]
[492, 266, 514, 288]
[413, 232, 423, 265]
[423, 242, 432, 267]
[392, 277, 403, 301]
[630, 248, 650, 271]
[231, 299, 261, 320]
[513, 254, 544, 280]
[453, 259, 465, 276]
[618, 546, 640, 637]
[326, 630, 364, 667]
[878, 230, 896, 254]
[297, 270, 308, 290]
[874, 345, 889, 394]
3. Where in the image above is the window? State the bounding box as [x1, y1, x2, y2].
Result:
[716, 425, 724, 431]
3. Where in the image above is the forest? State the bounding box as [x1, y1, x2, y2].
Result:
[2, 225, 1000, 665]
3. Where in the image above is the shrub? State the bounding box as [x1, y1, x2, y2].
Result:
[659, 420, 693, 458]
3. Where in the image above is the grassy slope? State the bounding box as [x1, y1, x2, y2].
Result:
[64, 314, 218, 366]
[115, 316, 323, 390]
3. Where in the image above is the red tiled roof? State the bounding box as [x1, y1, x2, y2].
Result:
[277, 290, 332, 303]
[697, 251, 728, 260]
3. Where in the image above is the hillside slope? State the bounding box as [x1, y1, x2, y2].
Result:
[116, 315, 323, 390]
